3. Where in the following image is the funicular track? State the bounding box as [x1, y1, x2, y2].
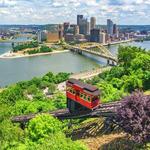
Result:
[12, 101, 122, 123]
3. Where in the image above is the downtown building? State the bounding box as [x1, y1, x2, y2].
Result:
[107, 19, 114, 36]
[37, 30, 47, 43]
[90, 29, 106, 44]
[77, 15, 90, 35]
[90, 17, 96, 29]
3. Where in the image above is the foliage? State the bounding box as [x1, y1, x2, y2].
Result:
[52, 92, 66, 109]
[48, 83, 56, 94]
[42, 72, 70, 84]
[130, 53, 150, 71]
[0, 85, 24, 105]
[0, 71, 72, 149]
[117, 91, 150, 144]
[87, 46, 150, 103]
[0, 120, 24, 150]
[118, 46, 146, 68]
[27, 45, 53, 54]
[25, 133, 87, 150]
[97, 81, 124, 103]
[13, 41, 39, 52]
[27, 114, 62, 142]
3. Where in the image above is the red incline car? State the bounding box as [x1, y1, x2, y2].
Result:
[66, 78, 100, 113]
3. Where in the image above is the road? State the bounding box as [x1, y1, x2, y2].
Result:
[57, 67, 111, 92]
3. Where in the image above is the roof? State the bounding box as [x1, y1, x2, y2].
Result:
[67, 78, 100, 96]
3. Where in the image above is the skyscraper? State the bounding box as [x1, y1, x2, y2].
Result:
[107, 19, 113, 36]
[100, 32, 106, 44]
[58, 24, 64, 39]
[77, 15, 90, 35]
[113, 24, 119, 38]
[63, 22, 70, 35]
[74, 25, 79, 35]
[90, 29, 101, 42]
[77, 15, 83, 26]
[90, 17, 96, 29]
[37, 30, 47, 43]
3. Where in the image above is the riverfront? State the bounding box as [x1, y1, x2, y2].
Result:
[0, 39, 150, 87]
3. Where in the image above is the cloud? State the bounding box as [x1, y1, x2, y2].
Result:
[0, 0, 150, 24]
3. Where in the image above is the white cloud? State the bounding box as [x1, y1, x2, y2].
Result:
[0, 0, 149, 24]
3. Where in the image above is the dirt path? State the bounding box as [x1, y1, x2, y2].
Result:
[81, 133, 125, 150]
[69, 118, 137, 150]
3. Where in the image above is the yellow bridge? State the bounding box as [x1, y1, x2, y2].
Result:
[67, 42, 117, 65]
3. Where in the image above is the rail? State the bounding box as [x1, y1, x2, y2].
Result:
[12, 101, 122, 123]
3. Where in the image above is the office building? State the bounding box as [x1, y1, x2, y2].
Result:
[58, 24, 64, 39]
[63, 22, 70, 35]
[113, 24, 119, 38]
[90, 29, 101, 42]
[99, 32, 106, 44]
[107, 19, 113, 36]
[79, 20, 88, 35]
[77, 15, 83, 26]
[65, 33, 75, 42]
[37, 30, 47, 43]
[90, 17, 96, 29]
[74, 25, 79, 35]
[47, 32, 59, 43]
[113, 24, 117, 34]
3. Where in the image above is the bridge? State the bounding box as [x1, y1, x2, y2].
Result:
[67, 43, 117, 65]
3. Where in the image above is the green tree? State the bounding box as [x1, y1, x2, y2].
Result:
[48, 83, 56, 94]
[27, 114, 62, 142]
[0, 85, 24, 105]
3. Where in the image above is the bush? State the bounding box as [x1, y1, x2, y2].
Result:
[26, 133, 87, 150]
[0, 85, 24, 105]
[97, 81, 124, 103]
[13, 41, 39, 52]
[117, 91, 150, 144]
[27, 114, 62, 142]
[48, 83, 56, 94]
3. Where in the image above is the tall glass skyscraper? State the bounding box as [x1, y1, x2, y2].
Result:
[107, 19, 113, 36]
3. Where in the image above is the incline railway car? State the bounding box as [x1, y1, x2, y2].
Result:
[66, 78, 100, 113]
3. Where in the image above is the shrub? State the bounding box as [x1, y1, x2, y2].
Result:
[117, 91, 150, 144]
[27, 114, 62, 142]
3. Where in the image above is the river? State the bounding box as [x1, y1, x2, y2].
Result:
[0, 39, 150, 87]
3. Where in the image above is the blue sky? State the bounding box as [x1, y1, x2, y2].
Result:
[0, 0, 150, 25]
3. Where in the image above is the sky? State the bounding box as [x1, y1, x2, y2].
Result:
[0, 0, 150, 25]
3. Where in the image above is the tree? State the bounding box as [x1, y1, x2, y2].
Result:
[117, 91, 150, 144]
[122, 74, 143, 93]
[0, 85, 24, 105]
[48, 83, 56, 94]
[27, 114, 62, 142]
[97, 81, 124, 103]
[118, 46, 146, 68]
[131, 53, 150, 71]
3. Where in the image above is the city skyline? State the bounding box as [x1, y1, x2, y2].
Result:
[0, 0, 150, 25]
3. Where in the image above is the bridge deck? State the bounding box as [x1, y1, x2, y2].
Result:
[67, 43, 117, 63]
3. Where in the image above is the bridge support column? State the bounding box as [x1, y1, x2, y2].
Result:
[112, 61, 115, 66]
[107, 59, 110, 65]
[78, 50, 82, 54]
[107, 60, 116, 66]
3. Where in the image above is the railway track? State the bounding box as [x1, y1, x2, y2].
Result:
[12, 101, 122, 123]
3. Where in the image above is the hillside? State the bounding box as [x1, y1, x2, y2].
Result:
[0, 46, 150, 150]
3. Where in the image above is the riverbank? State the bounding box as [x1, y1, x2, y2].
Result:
[103, 39, 135, 46]
[0, 36, 14, 42]
[0, 50, 70, 59]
